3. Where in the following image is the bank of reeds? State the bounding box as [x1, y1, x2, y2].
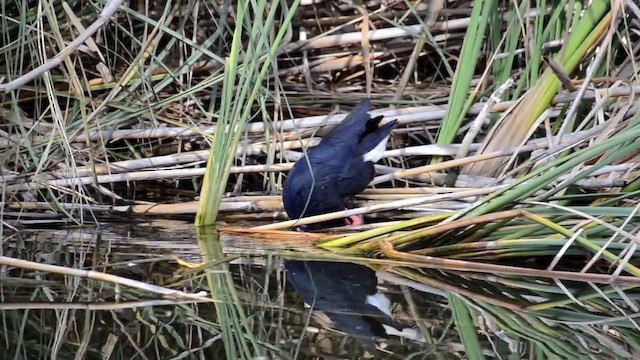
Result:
[2, 0, 640, 358]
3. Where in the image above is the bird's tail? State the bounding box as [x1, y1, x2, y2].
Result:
[359, 120, 398, 162]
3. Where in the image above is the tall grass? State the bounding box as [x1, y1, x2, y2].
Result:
[196, 0, 301, 225]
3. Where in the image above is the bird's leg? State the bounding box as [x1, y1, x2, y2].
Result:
[344, 208, 364, 226]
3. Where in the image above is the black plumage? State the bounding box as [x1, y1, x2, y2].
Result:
[285, 260, 401, 351]
[283, 100, 397, 223]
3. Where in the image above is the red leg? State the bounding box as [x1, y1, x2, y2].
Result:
[344, 208, 364, 226]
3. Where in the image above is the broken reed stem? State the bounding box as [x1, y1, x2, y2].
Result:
[57, 139, 320, 176]
[8, 122, 626, 192]
[0, 0, 123, 92]
[0, 299, 213, 311]
[371, 151, 505, 185]
[93, 123, 598, 176]
[0, 256, 211, 301]
[253, 186, 500, 230]
[6, 158, 634, 195]
[7, 198, 282, 215]
[377, 241, 640, 285]
[283, 8, 547, 52]
[6, 83, 635, 148]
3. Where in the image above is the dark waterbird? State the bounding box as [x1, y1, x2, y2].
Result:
[283, 100, 397, 228]
[284, 260, 402, 351]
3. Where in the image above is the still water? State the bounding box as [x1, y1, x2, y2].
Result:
[1, 221, 456, 359]
[5, 220, 635, 359]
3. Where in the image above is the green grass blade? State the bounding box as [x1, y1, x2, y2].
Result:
[449, 293, 485, 360]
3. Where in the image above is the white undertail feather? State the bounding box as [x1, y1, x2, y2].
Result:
[363, 135, 390, 162]
[367, 292, 425, 342]
[382, 325, 424, 342]
[366, 292, 392, 316]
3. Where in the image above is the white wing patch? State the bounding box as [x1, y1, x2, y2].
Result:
[363, 135, 390, 163]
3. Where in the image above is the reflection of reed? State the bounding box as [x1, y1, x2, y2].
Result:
[197, 226, 263, 358]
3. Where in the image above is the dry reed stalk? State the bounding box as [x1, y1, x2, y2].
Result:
[0, 256, 211, 300]
[220, 213, 287, 221]
[362, 187, 470, 194]
[372, 151, 507, 185]
[57, 139, 320, 176]
[282, 8, 547, 52]
[7, 154, 631, 205]
[36, 83, 636, 146]
[377, 241, 640, 285]
[0, 1, 123, 92]
[254, 187, 500, 230]
[7, 196, 472, 217]
[7, 198, 284, 215]
[0, 299, 212, 311]
[6, 164, 293, 192]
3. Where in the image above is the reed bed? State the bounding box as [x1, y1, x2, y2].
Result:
[2, 0, 640, 358]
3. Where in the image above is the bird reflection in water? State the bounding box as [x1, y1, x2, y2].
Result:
[284, 260, 420, 352]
